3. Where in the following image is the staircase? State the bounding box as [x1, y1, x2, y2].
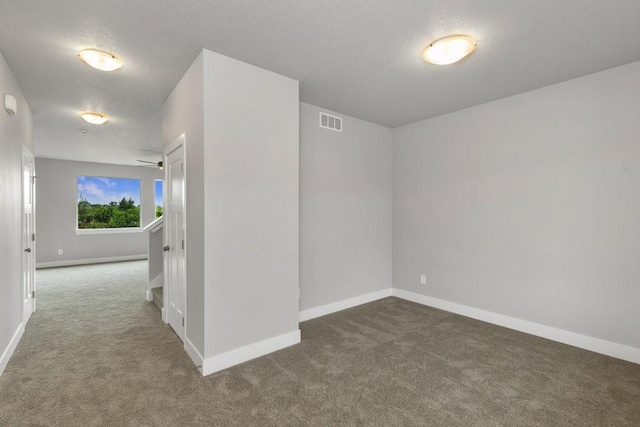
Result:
[151, 286, 163, 311]
[143, 216, 164, 318]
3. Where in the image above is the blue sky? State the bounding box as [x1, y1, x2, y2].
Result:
[77, 176, 141, 205]
[155, 180, 163, 207]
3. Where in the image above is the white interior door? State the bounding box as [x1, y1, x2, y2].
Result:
[165, 142, 185, 341]
[22, 148, 36, 323]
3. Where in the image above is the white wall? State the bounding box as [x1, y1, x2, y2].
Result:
[0, 52, 33, 375]
[201, 50, 300, 358]
[162, 52, 205, 356]
[35, 158, 162, 266]
[163, 50, 300, 371]
[300, 102, 393, 311]
[393, 61, 640, 350]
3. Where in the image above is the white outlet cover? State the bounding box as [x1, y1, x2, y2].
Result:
[420, 275, 427, 285]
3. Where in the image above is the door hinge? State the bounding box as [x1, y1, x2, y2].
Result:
[32, 233, 35, 241]
[32, 290, 35, 298]
[182, 317, 184, 327]
[182, 240, 184, 250]
[32, 176, 37, 183]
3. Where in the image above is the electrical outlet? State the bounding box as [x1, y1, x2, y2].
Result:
[420, 275, 427, 285]
[57, 249, 63, 255]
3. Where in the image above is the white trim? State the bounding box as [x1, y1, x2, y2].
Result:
[164, 133, 185, 155]
[0, 323, 25, 377]
[299, 288, 392, 322]
[149, 272, 164, 289]
[142, 216, 163, 233]
[146, 290, 154, 302]
[36, 254, 147, 269]
[392, 288, 640, 365]
[201, 330, 301, 376]
[75, 227, 143, 235]
[184, 337, 204, 372]
[161, 307, 167, 323]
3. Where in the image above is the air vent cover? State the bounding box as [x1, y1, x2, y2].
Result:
[320, 112, 342, 132]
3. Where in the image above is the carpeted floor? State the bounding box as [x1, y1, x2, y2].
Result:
[1, 261, 639, 426]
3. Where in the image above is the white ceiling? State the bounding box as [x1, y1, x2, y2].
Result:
[1, 0, 639, 166]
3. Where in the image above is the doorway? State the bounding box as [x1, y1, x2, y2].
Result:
[163, 135, 186, 341]
[22, 147, 36, 323]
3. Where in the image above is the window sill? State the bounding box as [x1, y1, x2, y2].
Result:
[75, 228, 143, 235]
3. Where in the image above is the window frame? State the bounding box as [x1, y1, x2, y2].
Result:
[75, 175, 143, 234]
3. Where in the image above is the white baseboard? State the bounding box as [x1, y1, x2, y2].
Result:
[299, 288, 392, 322]
[392, 288, 640, 365]
[201, 329, 301, 376]
[184, 337, 204, 372]
[36, 254, 147, 269]
[149, 272, 163, 289]
[146, 290, 154, 302]
[0, 322, 25, 377]
[161, 308, 167, 323]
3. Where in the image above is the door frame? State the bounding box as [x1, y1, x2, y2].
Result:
[21, 145, 36, 323]
[163, 134, 187, 339]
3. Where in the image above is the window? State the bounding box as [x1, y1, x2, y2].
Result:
[155, 179, 163, 218]
[77, 176, 141, 230]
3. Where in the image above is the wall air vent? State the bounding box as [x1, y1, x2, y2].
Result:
[319, 112, 342, 132]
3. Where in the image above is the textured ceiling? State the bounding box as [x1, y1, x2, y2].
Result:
[1, 0, 639, 165]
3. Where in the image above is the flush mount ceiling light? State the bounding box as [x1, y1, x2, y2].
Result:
[78, 48, 122, 71]
[80, 111, 109, 125]
[422, 35, 477, 65]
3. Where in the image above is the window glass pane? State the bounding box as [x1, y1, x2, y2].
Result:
[77, 176, 141, 229]
[155, 179, 163, 218]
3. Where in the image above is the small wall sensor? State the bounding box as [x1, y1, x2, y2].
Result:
[5, 94, 17, 115]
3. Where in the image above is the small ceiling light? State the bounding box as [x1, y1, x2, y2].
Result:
[422, 35, 477, 65]
[80, 112, 109, 125]
[78, 48, 122, 71]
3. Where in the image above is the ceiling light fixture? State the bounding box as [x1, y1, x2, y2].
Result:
[423, 35, 477, 65]
[78, 48, 122, 71]
[80, 111, 109, 125]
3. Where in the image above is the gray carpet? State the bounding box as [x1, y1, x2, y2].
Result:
[1, 261, 639, 426]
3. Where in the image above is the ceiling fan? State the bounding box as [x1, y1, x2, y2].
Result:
[137, 159, 163, 170]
